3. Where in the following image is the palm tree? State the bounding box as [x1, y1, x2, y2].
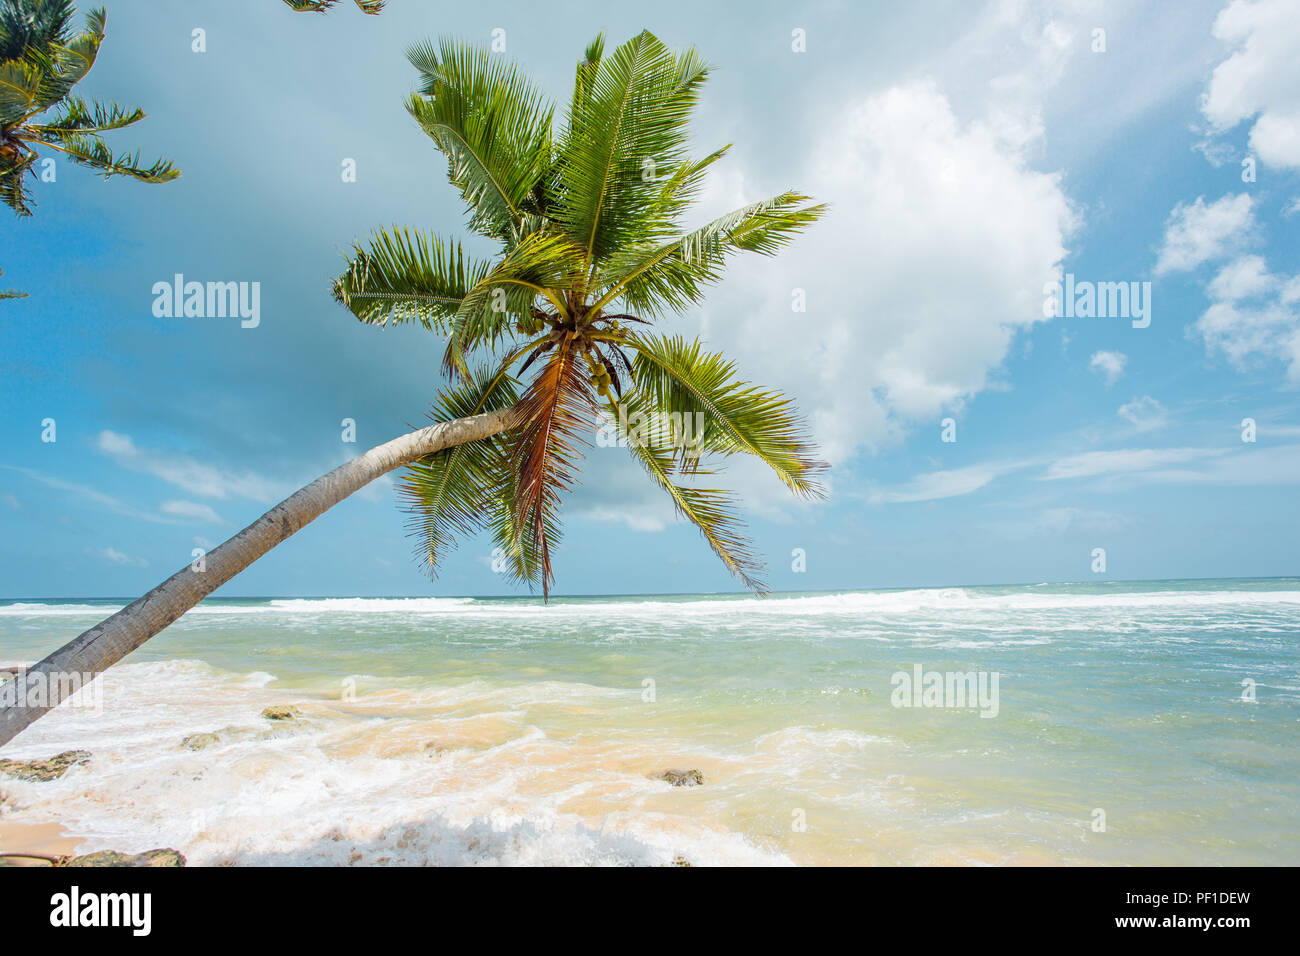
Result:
[0, 30, 824, 748]
[0, 0, 178, 217]
[335, 32, 827, 597]
[281, 0, 384, 13]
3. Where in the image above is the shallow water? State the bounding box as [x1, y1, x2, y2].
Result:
[1, 579, 1297, 865]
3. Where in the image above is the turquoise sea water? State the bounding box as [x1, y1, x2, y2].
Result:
[1, 578, 1297, 865]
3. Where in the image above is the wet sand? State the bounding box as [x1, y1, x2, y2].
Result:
[0, 818, 80, 865]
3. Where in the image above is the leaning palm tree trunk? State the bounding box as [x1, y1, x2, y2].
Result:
[0, 407, 517, 748]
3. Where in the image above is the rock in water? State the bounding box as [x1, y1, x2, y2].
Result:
[65, 849, 186, 867]
[260, 705, 300, 721]
[181, 732, 221, 751]
[656, 768, 704, 787]
[0, 750, 91, 782]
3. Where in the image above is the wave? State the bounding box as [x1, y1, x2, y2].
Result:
[5, 586, 1300, 622]
[0, 658, 793, 866]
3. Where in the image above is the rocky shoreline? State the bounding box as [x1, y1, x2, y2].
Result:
[0, 717, 708, 867]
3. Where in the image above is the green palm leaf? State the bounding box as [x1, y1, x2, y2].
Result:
[0, 151, 35, 215]
[333, 228, 491, 332]
[440, 231, 585, 375]
[0, 265, 25, 299]
[281, 0, 385, 13]
[628, 333, 826, 495]
[614, 389, 766, 592]
[0, 3, 176, 218]
[30, 96, 144, 134]
[40, 129, 177, 182]
[593, 191, 827, 317]
[405, 37, 553, 243]
[399, 364, 520, 576]
[555, 30, 709, 280]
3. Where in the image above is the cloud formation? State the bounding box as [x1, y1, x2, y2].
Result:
[1201, 0, 1300, 170]
[1154, 193, 1255, 274]
[96, 431, 282, 502]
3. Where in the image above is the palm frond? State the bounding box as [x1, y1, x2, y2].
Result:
[29, 95, 144, 134]
[555, 30, 710, 278]
[39, 130, 178, 182]
[281, 0, 385, 13]
[33, 5, 103, 112]
[0, 151, 36, 215]
[405, 37, 553, 243]
[593, 191, 827, 317]
[628, 333, 826, 495]
[399, 364, 520, 576]
[0, 265, 25, 299]
[0, 0, 76, 63]
[511, 336, 593, 598]
[615, 389, 767, 592]
[333, 227, 491, 332]
[0, 54, 43, 124]
[440, 231, 585, 376]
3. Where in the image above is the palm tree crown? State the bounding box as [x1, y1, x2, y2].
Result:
[333, 31, 828, 598]
[0, 0, 178, 216]
[281, 0, 384, 13]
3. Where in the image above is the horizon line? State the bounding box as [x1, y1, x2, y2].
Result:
[4, 573, 1297, 603]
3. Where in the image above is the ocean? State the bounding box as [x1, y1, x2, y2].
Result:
[1, 578, 1297, 866]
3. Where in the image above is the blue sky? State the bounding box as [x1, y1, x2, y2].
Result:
[2, 0, 1298, 598]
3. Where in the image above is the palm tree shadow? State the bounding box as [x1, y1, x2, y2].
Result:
[220, 814, 678, 867]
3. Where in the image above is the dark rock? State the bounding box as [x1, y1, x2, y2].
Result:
[0, 750, 91, 782]
[181, 732, 221, 751]
[260, 705, 300, 721]
[65, 849, 186, 867]
[655, 768, 704, 787]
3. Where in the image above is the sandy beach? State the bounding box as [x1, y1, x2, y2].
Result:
[1, 584, 1298, 866]
[0, 818, 79, 865]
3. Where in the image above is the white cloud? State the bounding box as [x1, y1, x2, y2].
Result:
[93, 547, 147, 567]
[875, 437, 1300, 504]
[1088, 350, 1126, 385]
[701, 76, 1075, 471]
[1028, 442, 1296, 487]
[869, 461, 1024, 504]
[96, 431, 282, 502]
[1041, 446, 1223, 481]
[1, 465, 175, 524]
[1207, 253, 1274, 301]
[1196, 255, 1300, 379]
[1201, 0, 1300, 170]
[579, 505, 669, 533]
[159, 499, 225, 524]
[1154, 193, 1255, 274]
[1117, 395, 1168, 432]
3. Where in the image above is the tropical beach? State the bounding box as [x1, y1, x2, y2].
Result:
[4, 579, 1298, 866]
[3, 0, 1300, 898]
